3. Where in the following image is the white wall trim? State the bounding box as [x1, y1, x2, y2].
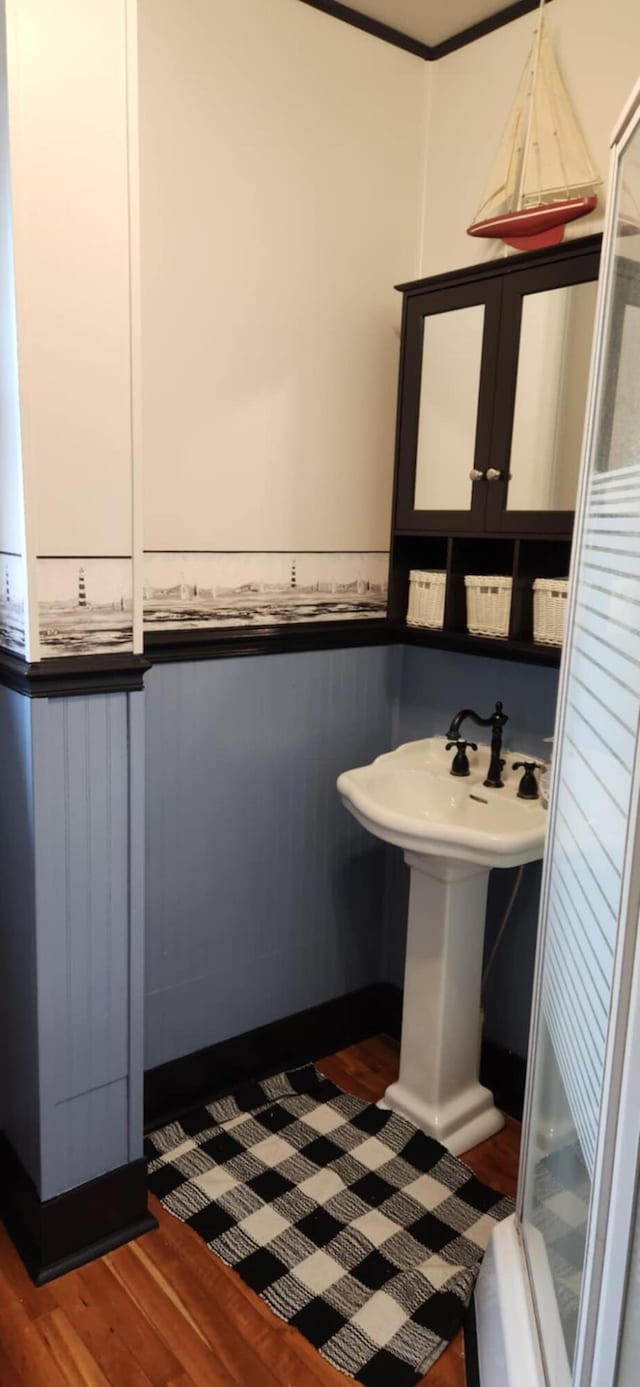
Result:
[4, 0, 40, 660]
[125, 0, 143, 655]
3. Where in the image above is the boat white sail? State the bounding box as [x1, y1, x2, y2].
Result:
[468, 0, 601, 249]
[473, 59, 529, 223]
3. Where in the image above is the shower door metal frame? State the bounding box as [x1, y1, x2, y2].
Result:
[574, 76, 640, 1387]
[516, 73, 640, 1387]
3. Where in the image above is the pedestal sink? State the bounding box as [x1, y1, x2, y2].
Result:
[337, 737, 547, 1155]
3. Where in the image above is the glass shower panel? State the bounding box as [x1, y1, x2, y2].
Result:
[520, 120, 640, 1384]
[616, 1174, 640, 1383]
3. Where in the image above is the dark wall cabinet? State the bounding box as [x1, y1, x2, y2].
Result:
[389, 235, 601, 665]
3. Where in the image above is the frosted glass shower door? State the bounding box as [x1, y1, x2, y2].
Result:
[519, 115, 640, 1385]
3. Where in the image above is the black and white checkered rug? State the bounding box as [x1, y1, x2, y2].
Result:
[146, 1064, 513, 1385]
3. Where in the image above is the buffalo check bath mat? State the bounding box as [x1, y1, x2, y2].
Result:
[146, 1065, 513, 1386]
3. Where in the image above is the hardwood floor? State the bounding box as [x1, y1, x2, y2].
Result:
[0, 1037, 520, 1386]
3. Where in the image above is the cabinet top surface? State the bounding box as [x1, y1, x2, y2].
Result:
[395, 233, 602, 297]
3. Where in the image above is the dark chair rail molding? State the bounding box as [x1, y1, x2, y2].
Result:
[143, 619, 391, 664]
[0, 622, 392, 696]
[0, 612, 562, 696]
[0, 650, 151, 698]
[298, 0, 549, 62]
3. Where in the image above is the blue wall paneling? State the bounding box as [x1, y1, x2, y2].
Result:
[0, 635, 559, 1215]
[144, 642, 559, 1069]
[0, 689, 146, 1202]
[144, 646, 396, 1068]
[0, 686, 40, 1187]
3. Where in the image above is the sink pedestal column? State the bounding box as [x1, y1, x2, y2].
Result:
[384, 852, 504, 1156]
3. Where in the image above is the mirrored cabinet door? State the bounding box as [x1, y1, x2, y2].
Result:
[485, 249, 600, 534]
[395, 279, 502, 531]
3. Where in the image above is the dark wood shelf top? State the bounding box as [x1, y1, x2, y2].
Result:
[395, 622, 562, 667]
[392, 529, 573, 543]
[395, 233, 602, 296]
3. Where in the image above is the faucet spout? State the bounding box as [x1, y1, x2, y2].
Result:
[445, 701, 508, 788]
[447, 708, 486, 741]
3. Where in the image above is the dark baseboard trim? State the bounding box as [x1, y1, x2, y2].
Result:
[479, 1039, 527, 1122]
[0, 651, 151, 698]
[0, 1137, 158, 1285]
[464, 1295, 482, 1387]
[144, 619, 393, 664]
[145, 983, 526, 1134]
[298, 0, 547, 62]
[144, 982, 402, 1132]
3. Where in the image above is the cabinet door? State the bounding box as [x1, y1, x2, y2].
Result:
[395, 279, 502, 532]
[485, 249, 600, 535]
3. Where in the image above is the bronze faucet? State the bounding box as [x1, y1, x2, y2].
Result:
[446, 701, 509, 788]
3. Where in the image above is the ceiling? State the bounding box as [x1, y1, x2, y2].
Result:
[325, 1, 533, 50]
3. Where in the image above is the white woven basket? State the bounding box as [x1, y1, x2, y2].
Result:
[464, 574, 512, 638]
[533, 577, 569, 646]
[407, 570, 446, 629]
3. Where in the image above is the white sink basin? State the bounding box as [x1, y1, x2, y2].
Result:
[337, 734, 548, 1153]
[337, 735, 547, 869]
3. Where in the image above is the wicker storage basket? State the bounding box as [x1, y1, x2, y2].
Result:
[407, 570, 447, 629]
[533, 577, 569, 646]
[464, 574, 512, 638]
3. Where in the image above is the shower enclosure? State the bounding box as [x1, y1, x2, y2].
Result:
[475, 75, 640, 1387]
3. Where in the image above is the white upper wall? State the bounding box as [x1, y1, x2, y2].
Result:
[0, 0, 24, 557]
[5, 0, 134, 557]
[138, 0, 429, 553]
[420, 0, 640, 275]
[4, 0, 638, 607]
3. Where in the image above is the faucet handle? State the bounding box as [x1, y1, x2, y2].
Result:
[512, 760, 544, 800]
[446, 740, 478, 778]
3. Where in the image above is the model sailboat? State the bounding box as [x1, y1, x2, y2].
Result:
[467, 0, 600, 250]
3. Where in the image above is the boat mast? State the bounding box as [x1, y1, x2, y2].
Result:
[515, 0, 546, 211]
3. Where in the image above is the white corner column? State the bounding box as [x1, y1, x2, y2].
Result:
[3, 0, 142, 661]
[384, 851, 504, 1155]
[0, 0, 153, 1284]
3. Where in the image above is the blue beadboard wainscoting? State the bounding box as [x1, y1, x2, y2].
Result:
[0, 637, 559, 1284]
[0, 686, 40, 1187]
[0, 688, 146, 1204]
[144, 643, 559, 1071]
[144, 645, 398, 1069]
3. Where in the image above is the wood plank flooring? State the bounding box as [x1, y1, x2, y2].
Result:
[0, 1037, 520, 1386]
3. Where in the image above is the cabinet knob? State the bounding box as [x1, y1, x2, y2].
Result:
[469, 469, 483, 481]
[486, 468, 502, 481]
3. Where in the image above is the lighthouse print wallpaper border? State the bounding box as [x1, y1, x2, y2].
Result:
[38, 558, 133, 658]
[143, 552, 389, 630]
[0, 552, 26, 656]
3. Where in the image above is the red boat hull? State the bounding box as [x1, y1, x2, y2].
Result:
[467, 195, 597, 250]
